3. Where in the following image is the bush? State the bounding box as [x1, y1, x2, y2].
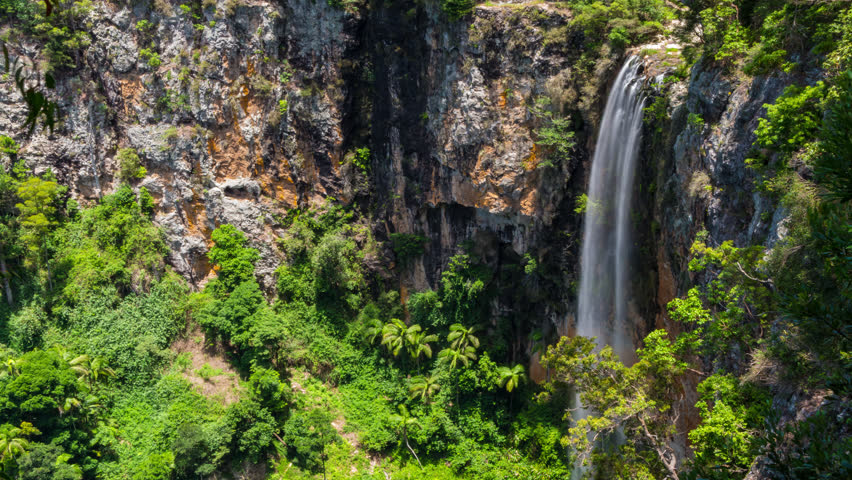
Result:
[389, 233, 426, 266]
[116, 148, 146, 183]
[755, 83, 826, 153]
[139, 48, 162, 68]
[207, 224, 260, 293]
[441, 0, 474, 20]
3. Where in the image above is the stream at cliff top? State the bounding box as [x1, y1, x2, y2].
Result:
[572, 56, 646, 473]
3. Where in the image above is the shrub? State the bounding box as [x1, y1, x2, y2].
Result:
[441, 0, 475, 20]
[116, 148, 146, 183]
[351, 146, 370, 173]
[755, 83, 826, 153]
[139, 48, 162, 68]
[389, 233, 426, 266]
[207, 224, 260, 293]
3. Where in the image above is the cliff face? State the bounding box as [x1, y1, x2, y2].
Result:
[1, 1, 617, 336]
[0, 2, 796, 366]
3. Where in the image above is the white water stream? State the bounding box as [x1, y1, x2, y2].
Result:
[577, 56, 646, 362]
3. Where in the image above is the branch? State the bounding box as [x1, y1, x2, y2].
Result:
[735, 262, 775, 292]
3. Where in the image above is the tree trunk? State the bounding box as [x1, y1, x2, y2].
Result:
[404, 434, 422, 468]
[0, 254, 12, 306]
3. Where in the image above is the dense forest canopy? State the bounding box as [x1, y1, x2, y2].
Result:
[0, 0, 850, 479]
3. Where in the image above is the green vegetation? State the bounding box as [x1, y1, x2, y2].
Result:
[139, 48, 162, 68]
[441, 0, 475, 20]
[530, 96, 575, 169]
[115, 148, 146, 183]
[0, 1, 850, 479]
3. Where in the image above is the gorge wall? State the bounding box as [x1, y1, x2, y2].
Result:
[0, 1, 796, 379]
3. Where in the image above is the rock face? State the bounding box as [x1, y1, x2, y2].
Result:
[1, 2, 615, 328]
[1, 1, 795, 375]
[2, 0, 815, 469]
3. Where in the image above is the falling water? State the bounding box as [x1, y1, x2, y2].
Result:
[576, 56, 646, 361]
[570, 57, 645, 476]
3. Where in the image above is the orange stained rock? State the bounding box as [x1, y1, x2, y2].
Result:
[118, 76, 145, 117]
[520, 188, 537, 216]
[523, 143, 538, 171]
[207, 136, 220, 155]
[240, 84, 250, 113]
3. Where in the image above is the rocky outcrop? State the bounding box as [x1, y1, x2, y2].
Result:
[1, 2, 618, 327]
[0, 1, 807, 355]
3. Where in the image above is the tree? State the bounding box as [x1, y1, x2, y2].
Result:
[439, 255, 487, 326]
[408, 375, 440, 403]
[115, 147, 146, 184]
[381, 318, 408, 357]
[388, 405, 422, 468]
[15, 176, 59, 282]
[361, 316, 384, 346]
[405, 325, 438, 368]
[497, 364, 527, 393]
[207, 224, 259, 293]
[448, 323, 479, 352]
[541, 334, 686, 479]
[0, 422, 38, 462]
[438, 345, 477, 370]
[0, 421, 40, 477]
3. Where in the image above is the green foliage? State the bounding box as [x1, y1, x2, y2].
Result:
[497, 364, 526, 393]
[700, 4, 749, 63]
[814, 70, 852, 202]
[441, 0, 474, 21]
[15, 442, 83, 480]
[281, 408, 338, 473]
[761, 404, 852, 479]
[57, 185, 169, 305]
[439, 254, 487, 327]
[541, 332, 688, 479]
[687, 112, 705, 130]
[15, 176, 59, 267]
[407, 290, 445, 329]
[139, 48, 162, 68]
[530, 97, 575, 169]
[667, 235, 772, 360]
[207, 224, 260, 294]
[6, 0, 93, 71]
[352, 146, 371, 174]
[755, 83, 826, 153]
[115, 148, 146, 183]
[687, 375, 770, 478]
[390, 233, 426, 266]
[569, 0, 671, 49]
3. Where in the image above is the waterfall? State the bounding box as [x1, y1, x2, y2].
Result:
[570, 57, 645, 476]
[576, 56, 646, 361]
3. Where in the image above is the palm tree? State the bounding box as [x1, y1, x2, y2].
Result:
[362, 317, 384, 346]
[497, 364, 527, 393]
[498, 364, 527, 411]
[405, 326, 438, 367]
[438, 345, 477, 410]
[388, 405, 422, 468]
[382, 319, 408, 357]
[409, 375, 440, 403]
[0, 422, 39, 462]
[3, 358, 20, 377]
[438, 345, 477, 370]
[83, 357, 116, 387]
[447, 323, 479, 352]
